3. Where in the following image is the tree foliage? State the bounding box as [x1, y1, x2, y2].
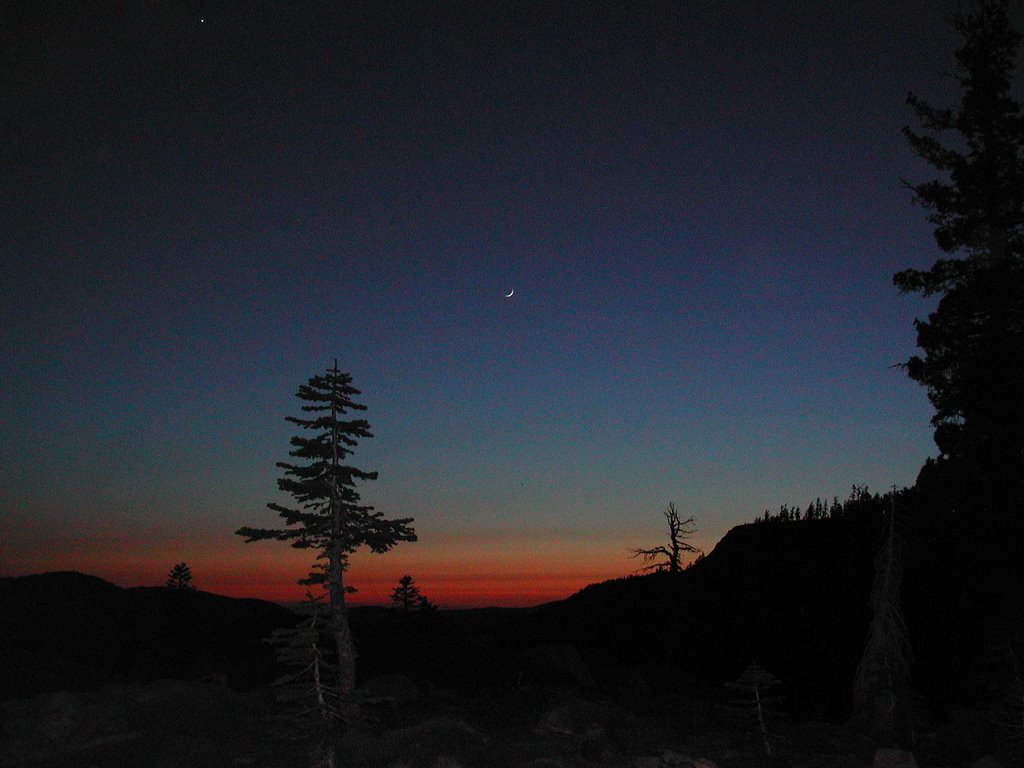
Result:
[236, 364, 415, 576]
[166, 562, 194, 590]
[896, 0, 1024, 506]
[629, 503, 701, 574]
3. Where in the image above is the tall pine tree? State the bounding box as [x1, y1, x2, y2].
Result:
[897, 0, 1024, 512]
[237, 362, 416, 719]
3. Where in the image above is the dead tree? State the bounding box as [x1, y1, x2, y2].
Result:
[629, 502, 701, 573]
[851, 490, 915, 742]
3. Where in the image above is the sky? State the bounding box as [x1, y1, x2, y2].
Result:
[1, 1, 1000, 607]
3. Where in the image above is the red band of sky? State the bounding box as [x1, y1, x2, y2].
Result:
[2, 522, 707, 607]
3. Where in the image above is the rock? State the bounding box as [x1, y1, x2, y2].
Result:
[357, 628, 515, 689]
[0, 687, 140, 764]
[873, 748, 918, 768]
[579, 726, 619, 762]
[535, 699, 623, 736]
[969, 757, 1003, 768]
[382, 717, 487, 768]
[692, 759, 719, 768]
[362, 672, 422, 705]
[515, 760, 567, 768]
[0, 640, 106, 700]
[0, 678, 295, 766]
[595, 666, 652, 702]
[518, 643, 596, 688]
[661, 749, 694, 767]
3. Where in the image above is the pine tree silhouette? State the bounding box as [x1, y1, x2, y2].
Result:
[166, 562, 195, 590]
[237, 361, 416, 726]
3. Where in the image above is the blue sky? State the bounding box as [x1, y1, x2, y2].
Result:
[2, 0, 987, 604]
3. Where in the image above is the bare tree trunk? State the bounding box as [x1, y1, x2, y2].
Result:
[851, 491, 913, 741]
[668, 513, 681, 573]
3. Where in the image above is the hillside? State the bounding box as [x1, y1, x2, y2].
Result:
[508, 513, 883, 720]
[0, 571, 298, 700]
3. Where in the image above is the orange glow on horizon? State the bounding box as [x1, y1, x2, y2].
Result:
[4, 546, 639, 608]
[3, 522, 703, 608]
[16, 564, 619, 608]
[202, 571, 606, 608]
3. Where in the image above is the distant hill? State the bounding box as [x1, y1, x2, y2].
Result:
[0, 572, 298, 700]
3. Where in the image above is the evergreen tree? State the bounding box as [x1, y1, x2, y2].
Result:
[166, 562, 195, 590]
[236, 362, 416, 720]
[390, 574, 422, 614]
[897, 0, 1024, 510]
[829, 497, 842, 519]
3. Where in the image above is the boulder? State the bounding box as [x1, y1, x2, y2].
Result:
[362, 673, 422, 705]
[535, 699, 623, 736]
[661, 749, 694, 767]
[873, 748, 918, 768]
[579, 726, 619, 763]
[594, 665, 652, 702]
[0, 687, 139, 764]
[380, 717, 487, 768]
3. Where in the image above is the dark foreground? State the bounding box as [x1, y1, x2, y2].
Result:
[0, 674, 1009, 768]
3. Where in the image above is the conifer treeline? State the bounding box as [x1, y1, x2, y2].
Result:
[750, 485, 899, 525]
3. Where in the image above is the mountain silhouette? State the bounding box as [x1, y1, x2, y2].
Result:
[0, 571, 298, 700]
[509, 514, 881, 719]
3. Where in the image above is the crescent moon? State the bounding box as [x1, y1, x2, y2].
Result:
[504, 288, 514, 298]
